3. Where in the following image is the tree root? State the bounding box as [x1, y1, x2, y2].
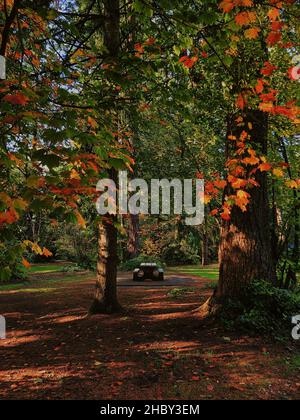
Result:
[192, 295, 222, 319]
[89, 299, 123, 315]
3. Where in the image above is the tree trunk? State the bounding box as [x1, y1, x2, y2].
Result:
[89, 0, 121, 314]
[201, 214, 209, 266]
[127, 214, 140, 259]
[90, 217, 121, 314]
[198, 111, 277, 315]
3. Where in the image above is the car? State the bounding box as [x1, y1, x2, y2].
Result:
[133, 263, 164, 282]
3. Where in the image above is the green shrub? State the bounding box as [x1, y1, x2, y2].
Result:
[119, 255, 165, 271]
[162, 240, 200, 266]
[61, 264, 83, 273]
[220, 280, 300, 339]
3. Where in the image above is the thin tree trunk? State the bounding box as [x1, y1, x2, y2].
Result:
[90, 0, 121, 314]
[127, 214, 140, 259]
[201, 213, 209, 266]
[90, 215, 120, 314]
[198, 110, 277, 315]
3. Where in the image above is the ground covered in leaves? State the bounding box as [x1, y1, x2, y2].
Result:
[0, 270, 300, 400]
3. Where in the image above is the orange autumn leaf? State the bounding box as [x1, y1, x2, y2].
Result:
[259, 102, 274, 112]
[244, 27, 261, 40]
[42, 247, 53, 257]
[266, 31, 282, 46]
[285, 180, 299, 189]
[235, 190, 250, 212]
[271, 21, 284, 31]
[3, 92, 30, 106]
[261, 62, 277, 76]
[87, 116, 98, 129]
[221, 211, 231, 221]
[235, 11, 256, 26]
[214, 179, 227, 189]
[255, 79, 265, 94]
[231, 178, 248, 189]
[210, 209, 219, 216]
[243, 154, 260, 166]
[259, 162, 272, 172]
[273, 168, 284, 178]
[219, 0, 235, 13]
[236, 93, 247, 110]
[267, 8, 280, 21]
[240, 0, 254, 6]
[75, 210, 86, 228]
[22, 258, 31, 269]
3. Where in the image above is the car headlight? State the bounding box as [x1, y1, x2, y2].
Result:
[137, 270, 144, 278]
[153, 270, 160, 277]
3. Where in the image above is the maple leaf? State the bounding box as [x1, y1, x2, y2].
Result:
[271, 21, 284, 31]
[221, 204, 231, 221]
[261, 62, 278, 76]
[3, 92, 30, 106]
[267, 8, 280, 21]
[231, 178, 247, 189]
[180, 56, 198, 69]
[266, 31, 282, 46]
[273, 168, 284, 177]
[235, 190, 250, 212]
[134, 43, 144, 53]
[240, 0, 254, 6]
[235, 11, 256, 26]
[88, 116, 98, 129]
[244, 27, 261, 40]
[285, 180, 299, 189]
[42, 247, 53, 257]
[236, 93, 247, 110]
[259, 163, 272, 172]
[0, 208, 19, 226]
[219, 0, 235, 13]
[259, 102, 274, 112]
[210, 209, 219, 216]
[243, 151, 260, 166]
[214, 179, 227, 189]
[70, 169, 81, 180]
[260, 90, 278, 102]
[75, 210, 86, 228]
[22, 258, 31, 269]
[221, 211, 231, 221]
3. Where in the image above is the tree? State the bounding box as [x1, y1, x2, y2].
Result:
[89, 0, 122, 314]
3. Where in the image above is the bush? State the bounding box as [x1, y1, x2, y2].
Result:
[0, 239, 28, 283]
[162, 240, 200, 266]
[220, 280, 300, 339]
[119, 255, 165, 271]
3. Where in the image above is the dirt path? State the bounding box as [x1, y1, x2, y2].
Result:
[0, 273, 299, 400]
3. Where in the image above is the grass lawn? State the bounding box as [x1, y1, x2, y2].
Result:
[0, 263, 89, 292]
[170, 264, 219, 281]
[29, 262, 74, 274]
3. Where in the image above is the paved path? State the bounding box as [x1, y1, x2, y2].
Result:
[117, 272, 201, 288]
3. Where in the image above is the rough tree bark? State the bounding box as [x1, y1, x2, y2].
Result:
[201, 213, 209, 266]
[89, 0, 121, 314]
[127, 214, 140, 259]
[198, 110, 277, 316]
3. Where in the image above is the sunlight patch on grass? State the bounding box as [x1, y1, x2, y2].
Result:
[29, 263, 73, 274]
[170, 264, 219, 280]
[7, 287, 58, 294]
[0, 272, 93, 293]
